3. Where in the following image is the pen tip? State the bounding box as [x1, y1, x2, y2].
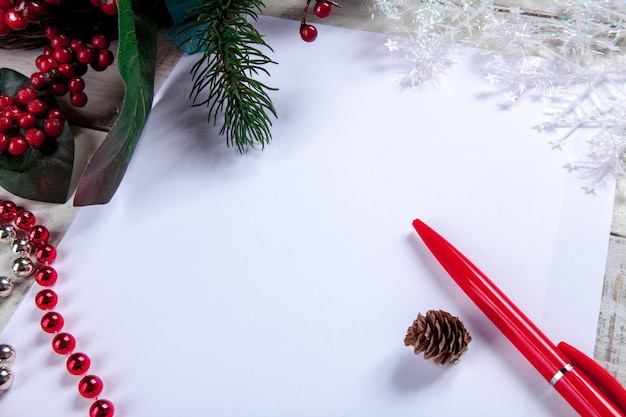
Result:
[412, 218, 428, 234]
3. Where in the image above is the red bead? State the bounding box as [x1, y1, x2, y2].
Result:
[40, 311, 64, 333]
[14, 210, 35, 230]
[78, 374, 103, 398]
[52, 332, 75, 354]
[300, 24, 318, 42]
[0, 200, 17, 220]
[66, 352, 90, 375]
[35, 288, 58, 310]
[35, 243, 56, 264]
[35, 265, 57, 286]
[90, 399, 114, 417]
[28, 225, 50, 244]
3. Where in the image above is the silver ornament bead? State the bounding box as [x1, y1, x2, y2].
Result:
[0, 367, 13, 391]
[12, 257, 34, 278]
[0, 344, 15, 366]
[0, 277, 12, 298]
[0, 225, 16, 243]
[11, 238, 31, 257]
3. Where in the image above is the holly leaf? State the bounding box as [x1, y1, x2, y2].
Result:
[73, 0, 157, 206]
[0, 68, 74, 204]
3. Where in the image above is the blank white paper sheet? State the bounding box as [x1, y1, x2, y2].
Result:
[0, 16, 616, 417]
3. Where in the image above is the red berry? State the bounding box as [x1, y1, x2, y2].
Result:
[50, 33, 69, 49]
[53, 46, 73, 64]
[0, 116, 12, 133]
[21, 0, 46, 21]
[69, 38, 85, 53]
[70, 91, 88, 107]
[2, 105, 21, 121]
[15, 86, 37, 105]
[89, 0, 100, 7]
[35, 55, 57, 72]
[0, 13, 11, 37]
[42, 45, 54, 56]
[4, 8, 28, 30]
[44, 117, 64, 137]
[97, 49, 114, 68]
[0, 133, 8, 152]
[17, 112, 36, 129]
[43, 68, 61, 85]
[8, 136, 26, 156]
[314, 1, 332, 19]
[43, 25, 59, 39]
[30, 72, 47, 90]
[300, 24, 318, 42]
[50, 82, 68, 96]
[100, 0, 117, 15]
[57, 62, 75, 80]
[68, 76, 85, 93]
[0, 94, 13, 109]
[91, 33, 110, 50]
[24, 127, 45, 147]
[77, 46, 95, 64]
[46, 108, 64, 121]
[26, 98, 47, 115]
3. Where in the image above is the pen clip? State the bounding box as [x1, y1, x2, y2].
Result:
[558, 341, 626, 415]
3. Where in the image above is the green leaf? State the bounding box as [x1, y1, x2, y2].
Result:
[0, 68, 74, 204]
[73, 0, 157, 206]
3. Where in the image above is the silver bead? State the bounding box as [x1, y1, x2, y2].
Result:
[11, 238, 31, 257]
[0, 344, 15, 366]
[0, 277, 12, 298]
[12, 257, 34, 278]
[0, 225, 16, 243]
[0, 367, 13, 391]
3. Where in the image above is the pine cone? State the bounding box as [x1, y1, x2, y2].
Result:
[404, 309, 471, 365]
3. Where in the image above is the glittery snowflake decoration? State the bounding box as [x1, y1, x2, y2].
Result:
[372, 0, 626, 191]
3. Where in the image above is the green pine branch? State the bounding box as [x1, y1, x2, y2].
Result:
[183, 0, 278, 153]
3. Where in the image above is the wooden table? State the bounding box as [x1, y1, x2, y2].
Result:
[0, 0, 624, 387]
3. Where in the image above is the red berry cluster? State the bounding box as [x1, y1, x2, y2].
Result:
[300, 0, 342, 42]
[0, 87, 65, 156]
[30, 27, 114, 107]
[0, 0, 118, 37]
[89, 0, 116, 16]
[0, 0, 48, 36]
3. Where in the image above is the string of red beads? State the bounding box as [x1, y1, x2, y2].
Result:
[0, 199, 114, 417]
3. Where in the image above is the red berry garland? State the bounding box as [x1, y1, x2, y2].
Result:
[0, 198, 115, 417]
[300, 0, 342, 42]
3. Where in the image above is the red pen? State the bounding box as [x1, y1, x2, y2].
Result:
[412, 219, 626, 417]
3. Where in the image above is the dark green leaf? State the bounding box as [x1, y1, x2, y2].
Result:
[0, 68, 74, 204]
[73, 0, 157, 206]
